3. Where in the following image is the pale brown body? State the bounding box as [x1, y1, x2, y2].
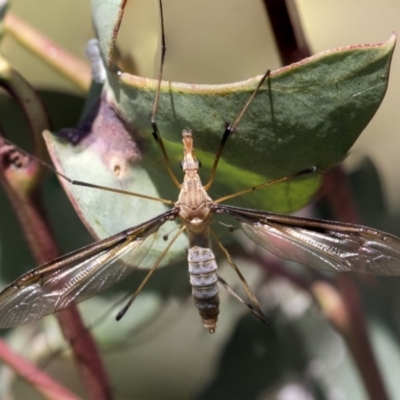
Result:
[175, 129, 220, 332]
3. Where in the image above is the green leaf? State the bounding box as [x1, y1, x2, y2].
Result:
[91, 0, 126, 70]
[45, 35, 395, 268]
[106, 33, 395, 213]
[44, 99, 187, 269]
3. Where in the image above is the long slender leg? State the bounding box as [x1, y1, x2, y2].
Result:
[0, 137, 175, 205]
[211, 230, 268, 325]
[204, 70, 271, 190]
[217, 276, 268, 324]
[116, 224, 186, 320]
[150, 0, 181, 189]
[214, 166, 322, 204]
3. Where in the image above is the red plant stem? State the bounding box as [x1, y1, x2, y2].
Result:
[0, 61, 113, 399]
[0, 338, 81, 400]
[321, 167, 389, 400]
[320, 166, 361, 223]
[261, 0, 311, 65]
[262, 2, 389, 397]
[0, 149, 114, 400]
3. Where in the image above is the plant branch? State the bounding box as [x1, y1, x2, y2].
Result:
[0, 338, 81, 400]
[259, 4, 389, 397]
[261, 0, 311, 65]
[320, 166, 389, 400]
[0, 57, 112, 400]
[3, 12, 90, 92]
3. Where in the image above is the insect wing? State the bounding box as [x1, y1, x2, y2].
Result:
[0, 213, 171, 328]
[216, 205, 400, 276]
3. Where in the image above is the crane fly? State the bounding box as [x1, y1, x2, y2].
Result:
[1, 1, 400, 334]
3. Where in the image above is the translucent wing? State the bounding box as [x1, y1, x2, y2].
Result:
[214, 204, 400, 275]
[0, 211, 174, 328]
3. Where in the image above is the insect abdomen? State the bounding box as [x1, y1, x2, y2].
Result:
[188, 246, 219, 333]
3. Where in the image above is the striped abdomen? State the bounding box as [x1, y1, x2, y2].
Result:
[188, 245, 219, 333]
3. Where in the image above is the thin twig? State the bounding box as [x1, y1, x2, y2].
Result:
[261, 0, 311, 65]
[0, 338, 81, 400]
[3, 13, 90, 92]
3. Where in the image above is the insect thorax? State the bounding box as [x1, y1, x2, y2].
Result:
[176, 172, 213, 232]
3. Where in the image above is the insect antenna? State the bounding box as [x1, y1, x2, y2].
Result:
[150, 0, 181, 189]
[116, 225, 186, 321]
[211, 230, 268, 325]
[204, 69, 271, 190]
